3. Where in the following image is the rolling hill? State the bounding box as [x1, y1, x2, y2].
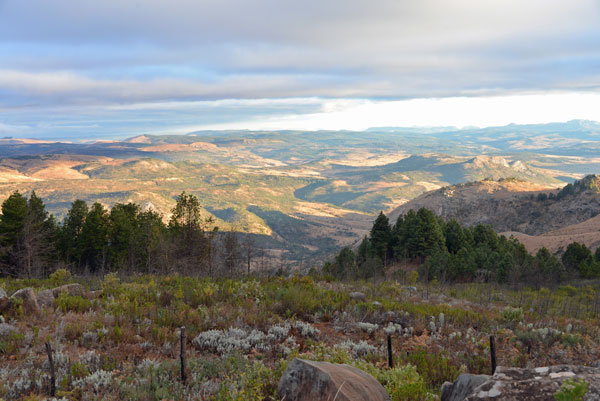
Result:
[2, 121, 600, 262]
[392, 175, 600, 253]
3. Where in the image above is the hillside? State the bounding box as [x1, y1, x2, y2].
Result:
[392, 175, 600, 252]
[4, 122, 600, 262]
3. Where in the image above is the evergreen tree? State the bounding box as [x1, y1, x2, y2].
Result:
[414, 207, 445, 260]
[444, 219, 467, 254]
[0, 191, 27, 249]
[401, 209, 420, 259]
[80, 202, 110, 273]
[0, 191, 55, 277]
[534, 247, 563, 286]
[59, 199, 89, 266]
[109, 203, 140, 270]
[333, 247, 357, 279]
[136, 209, 167, 273]
[562, 242, 593, 275]
[369, 212, 391, 265]
[168, 192, 212, 274]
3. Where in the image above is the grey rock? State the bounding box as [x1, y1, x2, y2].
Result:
[11, 287, 40, 315]
[37, 289, 55, 308]
[466, 365, 600, 400]
[349, 292, 366, 301]
[52, 283, 86, 298]
[444, 365, 600, 401]
[441, 374, 491, 401]
[278, 358, 390, 401]
[0, 322, 16, 337]
[0, 287, 8, 313]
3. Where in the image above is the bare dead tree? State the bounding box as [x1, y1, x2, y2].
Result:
[242, 234, 255, 276]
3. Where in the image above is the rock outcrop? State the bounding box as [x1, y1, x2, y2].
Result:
[52, 283, 86, 297]
[10, 287, 40, 315]
[36, 289, 55, 308]
[442, 365, 600, 401]
[0, 287, 8, 313]
[278, 358, 390, 401]
[441, 374, 491, 401]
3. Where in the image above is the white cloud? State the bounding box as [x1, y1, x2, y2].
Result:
[194, 93, 600, 131]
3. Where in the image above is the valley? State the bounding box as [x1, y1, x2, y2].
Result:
[1, 121, 600, 264]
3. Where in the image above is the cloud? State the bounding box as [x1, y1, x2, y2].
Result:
[1, 1, 598, 100]
[0, 1, 599, 136]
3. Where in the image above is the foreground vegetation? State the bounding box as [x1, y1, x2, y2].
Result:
[1, 271, 599, 400]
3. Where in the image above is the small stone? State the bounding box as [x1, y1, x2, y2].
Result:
[349, 292, 366, 301]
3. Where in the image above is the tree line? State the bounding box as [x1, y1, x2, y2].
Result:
[0, 191, 259, 278]
[324, 208, 599, 286]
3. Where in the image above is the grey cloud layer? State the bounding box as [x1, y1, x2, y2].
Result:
[1, 0, 599, 105]
[1, 0, 599, 139]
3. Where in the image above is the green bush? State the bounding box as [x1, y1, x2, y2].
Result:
[401, 348, 461, 390]
[49, 268, 72, 287]
[55, 293, 93, 313]
[502, 306, 524, 325]
[380, 365, 437, 401]
[554, 378, 589, 401]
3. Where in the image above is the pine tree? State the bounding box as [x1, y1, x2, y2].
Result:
[369, 211, 391, 266]
[80, 202, 110, 273]
[59, 199, 89, 266]
[414, 207, 445, 260]
[0, 191, 55, 277]
[444, 219, 467, 254]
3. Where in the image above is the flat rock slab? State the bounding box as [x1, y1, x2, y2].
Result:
[278, 358, 390, 401]
[465, 365, 600, 401]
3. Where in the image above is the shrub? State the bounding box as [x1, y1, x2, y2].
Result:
[375, 364, 437, 401]
[49, 269, 72, 287]
[401, 348, 461, 390]
[554, 378, 589, 401]
[55, 293, 93, 313]
[502, 307, 524, 325]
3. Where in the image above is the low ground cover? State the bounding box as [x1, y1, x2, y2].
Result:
[0, 273, 598, 400]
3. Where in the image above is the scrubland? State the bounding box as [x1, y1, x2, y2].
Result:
[1, 271, 599, 400]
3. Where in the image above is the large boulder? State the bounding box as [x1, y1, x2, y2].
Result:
[11, 287, 40, 315]
[441, 374, 491, 401]
[278, 358, 390, 401]
[37, 289, 55, 308]
[443, 365, 600, 401]
[52, 283, 86, 298]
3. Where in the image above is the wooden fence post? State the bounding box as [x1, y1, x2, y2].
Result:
[387, 334, 394, 368]
[489, 335, 497, 375]
[180, 326, 187, 385]
[45, 342, 56, 397]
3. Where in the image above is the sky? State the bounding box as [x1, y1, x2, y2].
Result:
[1, 0, 600, 140]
